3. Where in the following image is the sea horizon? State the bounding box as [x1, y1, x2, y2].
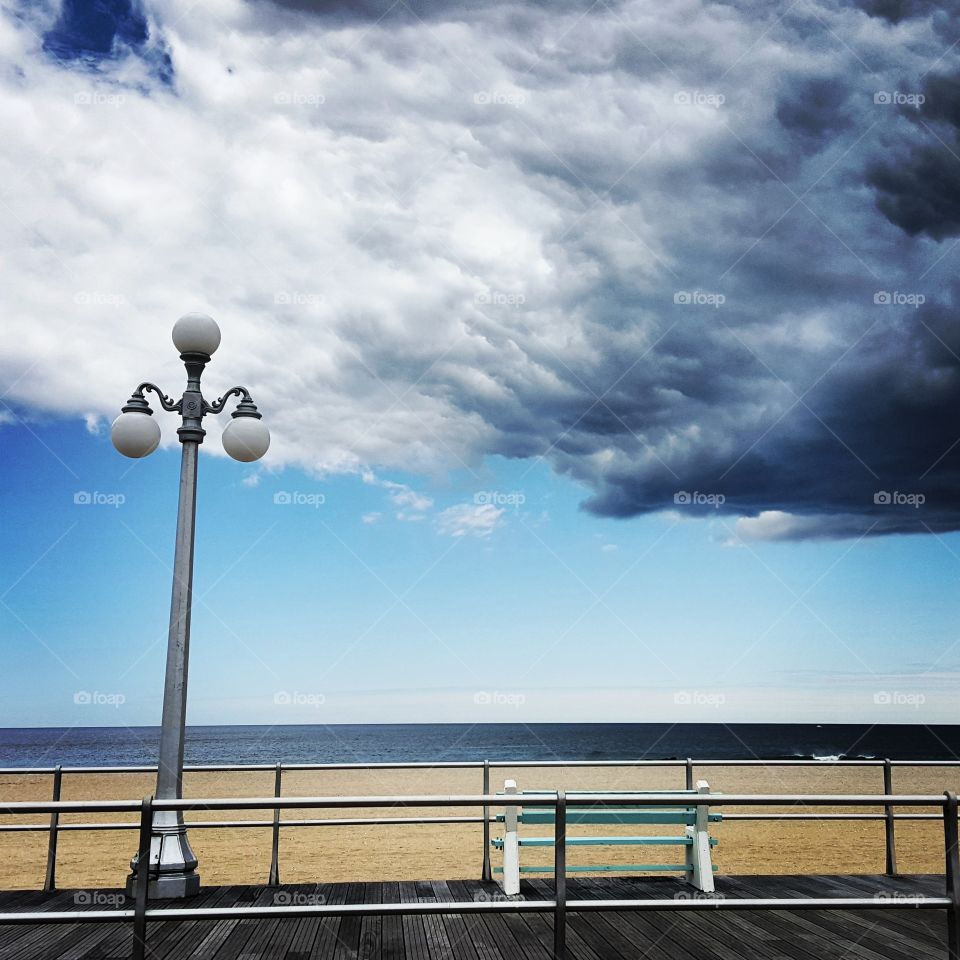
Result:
[2, 722, 959, 767]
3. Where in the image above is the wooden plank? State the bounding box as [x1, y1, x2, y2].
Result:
[524, 879, 608, 960]
[282, 884, 330, 960]
[715, 876, 901, 960]
[760, 875, 943, 960]
[568, 876, 703, 960]
[398, 882, 430, 960]
[205, 885, 277, 960]
[307, 882, 348, 960]
[380, 882, 404, 960]
[143, 884, 244, 960]
[333, 882, 364, 960]
[357, 880, 383, 960]
[444, 882, 505, 960]
[0, 875, 949, 960]
[0, 888, 120, 960]
[0, 889, 76, 954]
[428, 881, 479, 960]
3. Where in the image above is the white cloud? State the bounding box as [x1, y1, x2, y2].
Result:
[436, 502, 504, 537]
[381, 480, 434, 514]
[361, 511, 382, 524]
[0, 0, 956, 538]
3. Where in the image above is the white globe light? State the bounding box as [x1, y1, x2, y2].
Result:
[111, 412, 161, 458]
[222, 416, 270, 462]
[172, 313, 221, 356]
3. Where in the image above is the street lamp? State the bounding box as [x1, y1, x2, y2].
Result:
[112, 313, 269, 898]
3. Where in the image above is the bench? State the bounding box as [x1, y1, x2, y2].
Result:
[492, 779, 720, 895]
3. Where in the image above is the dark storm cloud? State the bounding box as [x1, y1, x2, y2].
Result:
[6, 0, 960, 541]
[853, 0, 941, 23]
[868, 70, 960, 240]
[262, 0, 601, 24]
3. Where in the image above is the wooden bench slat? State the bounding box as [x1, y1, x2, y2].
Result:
[491, 836, 719, 847]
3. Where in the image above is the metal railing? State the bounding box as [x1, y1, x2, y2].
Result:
[0, 790, 957, 960]
[1, 756, 958, 888]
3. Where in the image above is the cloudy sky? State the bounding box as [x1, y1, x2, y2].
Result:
[2, 0, 960, 733]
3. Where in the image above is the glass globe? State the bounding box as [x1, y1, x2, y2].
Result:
[222, 416, 270, 462]
[172, 313, 221, 356]
[111, 411, 161, 458]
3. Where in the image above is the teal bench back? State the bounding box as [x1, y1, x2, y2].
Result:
[496, 790, 722, 826]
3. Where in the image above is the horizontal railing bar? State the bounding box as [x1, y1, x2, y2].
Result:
[0, 793, 949, 815]
[724, 813, 950, 821]
[153, 792, 954, 809]
[0, 895, 949, 926]
[0, 815, 498, 832]
[2, 758, 960, 777]
[0, 810, 955, 832]
[565, 896, 951, 912]
[0, 910, 136, 925]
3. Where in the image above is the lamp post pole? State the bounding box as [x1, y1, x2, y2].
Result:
[112, 314, 270, 899]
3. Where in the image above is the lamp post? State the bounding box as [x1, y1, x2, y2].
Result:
[112, 314, 270, 899]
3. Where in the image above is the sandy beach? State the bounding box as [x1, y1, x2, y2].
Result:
[0, 763, 957, 891]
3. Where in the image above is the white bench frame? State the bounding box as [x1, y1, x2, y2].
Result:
[499, 777, 717, 896]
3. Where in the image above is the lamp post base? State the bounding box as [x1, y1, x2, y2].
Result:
[125, 824, 200, 900]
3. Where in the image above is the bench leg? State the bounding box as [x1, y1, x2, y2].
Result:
[687, 780, 715, 893]
[502, 779, 520, 895]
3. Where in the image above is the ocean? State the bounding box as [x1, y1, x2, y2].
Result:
[0, 723, 958, 767]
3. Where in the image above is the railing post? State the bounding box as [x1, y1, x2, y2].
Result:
[268, 762, 282, 886]
[945, 792, 960, 960]
[132, 795, 154, 960]
[481, 760, 492, 882]
[883, 759, 897, 876]
[553, 791, 566, 960]
[43, 765, 62, 892]
[685, 758, 694, 791]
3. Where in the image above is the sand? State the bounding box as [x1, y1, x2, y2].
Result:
[0, 764, 957, 890]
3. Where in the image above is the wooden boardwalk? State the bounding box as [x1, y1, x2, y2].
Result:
[0, 874, 948, 959]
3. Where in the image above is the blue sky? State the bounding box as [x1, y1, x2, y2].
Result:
[3, 415, 959, 725]
[2, 0, 960, 727]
